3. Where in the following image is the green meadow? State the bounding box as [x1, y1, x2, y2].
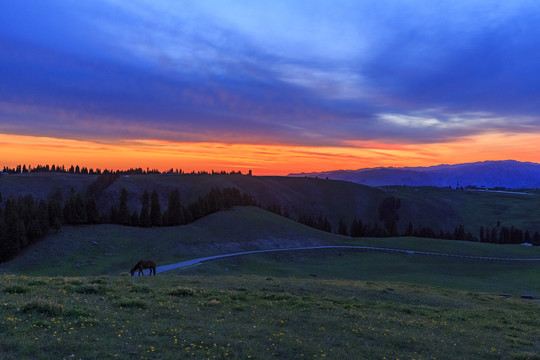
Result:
[1, 274, 539, 360]
[181, 248, 540, 294]
[1, 207, 540, 359]
[391, 186, 540, 235]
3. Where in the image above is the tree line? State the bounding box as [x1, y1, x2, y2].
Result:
[2, 183, 539, 263]
[2, 164, 249, 176]
[109, 186, 256, 228]
[267, 196, 540, 245]
[0, 172, 256, 262]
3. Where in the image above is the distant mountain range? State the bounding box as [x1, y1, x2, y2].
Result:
[289, 160, 540, 188]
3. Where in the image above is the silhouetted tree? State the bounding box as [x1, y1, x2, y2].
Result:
[206, 187, 223, 212]
[165, 189, 184, 226]
[350, 217, 364, 237]
[188, 200, 203, 221]
[524, 230, 531, 244]
[266, 203, 282, 216]
[139, 190, 151, 227]
[378, 196, 401, 236]
[532, 231, 540, 246]
[36, 200, 50, 238]
[479, 226, 485, 242]
[404, 221, 414, 236]
[4, 198, 26, 257]
[47, 190, 64, 229]
[64, 188, 87, 224]
[85, 197, 99, 224]
[453, 225, 466, 240]
[338, 218, 348, 236]
[130, 211, 139, 227]
[150, 190, 161, 226]
[0, 214, 7, 261]
[117, 188, 130, 225]
[490, 227, 498, 244]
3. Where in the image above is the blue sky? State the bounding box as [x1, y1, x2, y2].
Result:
[1, 0, 540, 172]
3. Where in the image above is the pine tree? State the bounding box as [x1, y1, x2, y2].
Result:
[0, 214, 7, 261]
[378, 196, 401, 236]
[63, 188, 76, 224]
[130, 211, 139, 227]
[165, 189, 184, 226]
[524, 230, 531, 244]
[48, 190, 64, 229]
[4, 198, 26, 256]
[139, 190, 151, 227]
[118, 188, 130, 225]
[150, 190, 161, 226]
[206, 187, 223, 212]
[338, 218, 348, 236]
[26, 219, 42, 243]
[532, 231, 540, 246]
[405, 221, 414, 236]
[68, 193, 88, 224]
[478, 226, 483, 242]
[85, 197, 99, 224]
[350, 217, 364, 237]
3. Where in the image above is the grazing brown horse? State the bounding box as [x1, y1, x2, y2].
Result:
[130, 260, 156, 276]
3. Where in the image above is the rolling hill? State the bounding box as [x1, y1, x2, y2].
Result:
[3, 206, 539, 294]
[1, 171, 540, 241]
[2, 206, 342, 276]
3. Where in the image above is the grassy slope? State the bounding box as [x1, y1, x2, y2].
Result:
[0, 173, 96, 200]
[100, 174, 388, 226]
[2, 201, 539, 359]
[3, 207, 539, 294]
[2, 207, 344, 276]
[92, 173, 540, 236]
[1, 274, 539, 360]
[392, 186, 540, 235]
[184, 250, 540, 294]
[2, 173, 540, 237]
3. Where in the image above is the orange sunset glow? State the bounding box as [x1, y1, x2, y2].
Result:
[2, 132, 539, 175]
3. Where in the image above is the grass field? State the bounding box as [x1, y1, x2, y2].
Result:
[2, 207, 342, 276]
[1, 274, 539, 360]
[179, 249, 540, 294]
[4, 207, 539, 294]
[2, 206, 539, 359]
[391, 186, 540, 235]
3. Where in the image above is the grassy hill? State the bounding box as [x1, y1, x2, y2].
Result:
[391, 186, 540, 236]
[3, 172, 539, 239]
[2, 207, 343, 276]
[3, 207, 539, 294]
[2, 205, 539, 359]
[98, 173, 388, 228]
[0, 173, 96, 200]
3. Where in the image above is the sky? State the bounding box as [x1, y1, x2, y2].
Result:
[1, 0, 540, 175]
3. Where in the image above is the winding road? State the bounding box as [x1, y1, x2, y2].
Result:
[153, 245, 540, 275]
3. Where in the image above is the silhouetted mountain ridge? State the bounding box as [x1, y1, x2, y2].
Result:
[289, 160, 540, 188]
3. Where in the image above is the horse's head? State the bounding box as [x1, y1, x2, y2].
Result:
[130, 268, 136, 276]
